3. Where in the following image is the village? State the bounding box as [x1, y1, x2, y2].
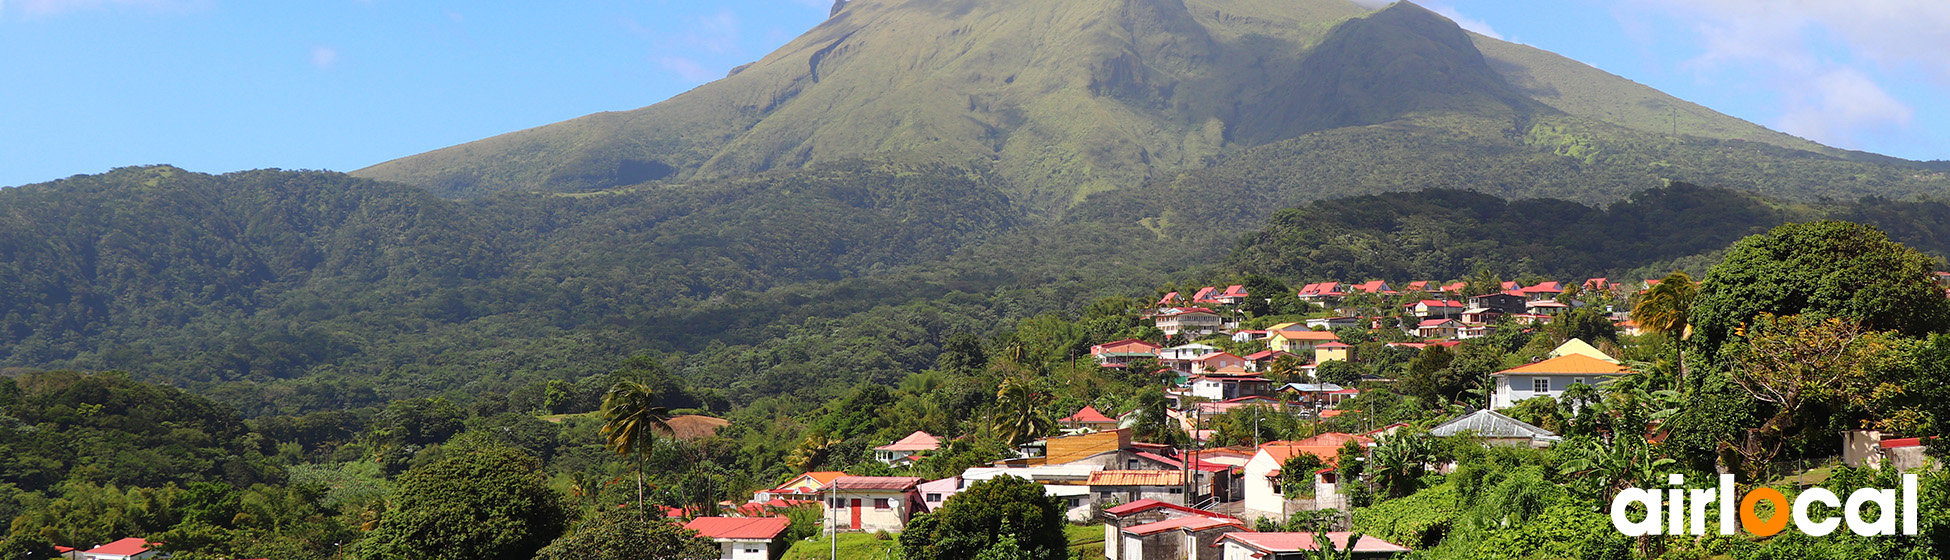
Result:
[646, 275, 1950, 560]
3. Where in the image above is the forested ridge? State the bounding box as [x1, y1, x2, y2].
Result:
[9, 164, 1950, 420]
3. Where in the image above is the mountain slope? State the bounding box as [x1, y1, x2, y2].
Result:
[355, 0, 1882, 209]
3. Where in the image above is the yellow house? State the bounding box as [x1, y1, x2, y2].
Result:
[1313, 341, 1353, 363]
[1268, 329, 1341, 354]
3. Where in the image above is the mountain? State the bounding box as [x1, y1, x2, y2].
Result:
[355, 0, 1927, 212]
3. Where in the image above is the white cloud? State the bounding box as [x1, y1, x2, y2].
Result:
[1617, 0, 1948, 149]
[1348, 0, 1393, 9]
[1774, 68, 1913, 149]
[658, 56, 715, 83]
[310, 45, 338, 69]
[1431, 5, 1501, 40]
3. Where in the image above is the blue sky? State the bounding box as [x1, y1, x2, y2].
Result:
[1, 0, 1945, 188]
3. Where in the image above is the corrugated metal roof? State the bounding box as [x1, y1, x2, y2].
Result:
[1219, 532, 1410, 553]
[1430, 409, 1558, 439]
[1123, 516, 1244, 536]
[1086, 470, 1184, 486]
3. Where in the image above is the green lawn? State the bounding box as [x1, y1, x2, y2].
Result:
[781, 525, 1106, 559]
[781, 532, 901, 560]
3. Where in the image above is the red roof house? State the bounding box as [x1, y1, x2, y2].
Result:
[81, 538, 157, 560]
[1060, 406, 1120, 429]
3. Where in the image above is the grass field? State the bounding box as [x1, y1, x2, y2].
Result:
[780, 524, 1109, 559]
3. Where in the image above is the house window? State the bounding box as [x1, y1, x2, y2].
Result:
[1532, 378, 1551, 393]
[1101, 491, 1114, 501]
[1168, 488, 1184, 495]
[1573, 377, 1585, 386]
[1067, 497, 1083, 508]
[926, 493, 941, 502]
[1126, 459, 1140, 469]
[745, 548, 760, 554]
[874, 498, 890, 509]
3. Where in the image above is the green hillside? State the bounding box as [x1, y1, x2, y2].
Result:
[353, 0, 1929, 212]
[8, 165, 1950, 417]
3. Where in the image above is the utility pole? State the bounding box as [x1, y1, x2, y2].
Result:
[829, 482, 837, 560]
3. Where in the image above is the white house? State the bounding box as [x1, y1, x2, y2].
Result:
[1160, 343, 1220, 369]
[1488, 353, 1629, 410]
[823, 477, 923, 532]
[683, 517, 791, 560]
[873, 431, 941, 465]
[1155, 308, 1224, 336]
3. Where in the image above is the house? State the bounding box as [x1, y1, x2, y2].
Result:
[1216, 285, 1252, 305]
[81, 539, 157, 560]
[1347, 280, 1397, 295]
[1439, 281, 1467, 294]
[1524, 300, 1570, 316]
[1242, 434, 1372, 521]
[1843, 431, 1939, 471]
[1189, 371, 1274, 401]
[1160, 344, 1221, 369]
[1230, 330, 1268, 343]
[1088, 470, 1190, 506]
[1312, 341, 1353, 364]
[1241, 350, 1294, 371]
[1616, 319, 1643, 336]
[1215, 532, 1411, 559]
[1304, 316, 1361, 330]
[1403, 281, 1433, 293]
[1296, 282, 1345, 304]
[1191, 352, 1248, 374]
[1430, 409, 1561, 447]
[1267, 329, 1340, 354]
[1518, 281, 1564, 301]
[1191, 287, 1221, 304]
[752, 471, 846, 502]
[684, 517, 792, 560]
[1158, 292, 1183, 306]
[1156, 308, 1224, 337]
[1488, 353, 1631, 410]
[1117, 515, 1247, 560]
[1459, 307, 1500, 325]
[1406, 300, 1466, 319]
[874, 431, 941, 465]
[1413, 318, 1462, 339]
[1093, 339, 1164, 368]
[1278, 384, 1358, 408]
[917, 476, 961, 512]
[823, 477, 924, 532]
[1062, 406, 1122, 431]
[1466, 292, 1528, 315]
[1102, 500, 1234, 560]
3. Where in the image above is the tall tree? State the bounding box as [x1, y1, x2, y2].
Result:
[1631, 271, 1697, 378]
[991, 377, 1053, 446]
[533, 508, 715, 560]
[599, 380, 672, 513]
[1690, 220, 1950, 366]
[1721, 314, 1896, 477]
[358, 435, 568, 560]
[898, 475, 1068, 560]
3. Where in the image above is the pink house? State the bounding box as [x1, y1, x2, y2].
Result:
[1190, 352, 1248, 374]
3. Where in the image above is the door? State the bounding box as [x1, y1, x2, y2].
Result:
[850, 498, 862, 530]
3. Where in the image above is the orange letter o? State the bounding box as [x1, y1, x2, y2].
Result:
[1741, 488, 1790, 536]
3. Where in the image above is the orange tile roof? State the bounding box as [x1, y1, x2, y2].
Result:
[1087, 470, 1185, 486]
[1493, 353, 1631, 376]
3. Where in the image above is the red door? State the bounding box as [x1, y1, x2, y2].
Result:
[850, 499, 862, 530]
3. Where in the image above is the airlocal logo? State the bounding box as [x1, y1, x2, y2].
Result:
[1610, 474, 1919, 537]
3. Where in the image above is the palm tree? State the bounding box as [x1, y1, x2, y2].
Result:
[1631, 271, 1698, 379]
[786, 430, 838, 472]
[1367, 433, 1433, 499]
[600, 380, 672, 514]
[992, 377, 1053, 446]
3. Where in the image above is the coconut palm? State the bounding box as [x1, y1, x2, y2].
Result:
[992, 377, 1054, 446]
[1367, 433, 1434, 499]
[1631, 271, 1698, 379]
[600, 380, 672, 514]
